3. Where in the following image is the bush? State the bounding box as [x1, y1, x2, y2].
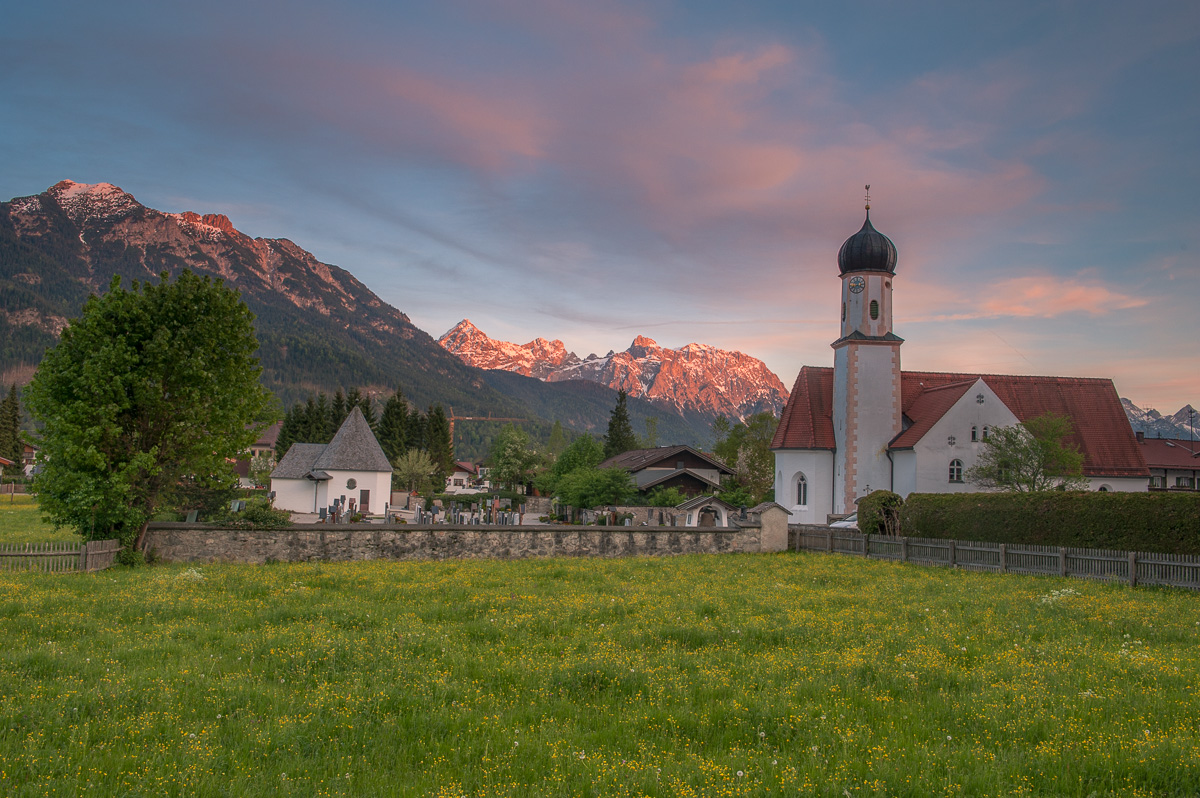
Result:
[857, 490, 903, 536]
[900, 491, 1200, 555]
[220, 498, 293, 530]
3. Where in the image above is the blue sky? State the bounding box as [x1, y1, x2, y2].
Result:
[2, 0, 1197, 412]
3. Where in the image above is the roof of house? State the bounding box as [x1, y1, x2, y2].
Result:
[1139, 437, 1200, 469]
[453, 461, 479, 475]
[271, 407, 392, 480]
[254, 421, 283, 448]
[599, 445, 734, 475]
[636, 468, 723, 492]
[772, 366, 1148, 478]
[0, 456, 14, 467]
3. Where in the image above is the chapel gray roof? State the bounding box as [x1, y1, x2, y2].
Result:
[312, 406, 393, 473]
[270, 443, 327, 479]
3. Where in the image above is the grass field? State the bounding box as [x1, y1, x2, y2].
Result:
[0, 553, 1197, 797]
[0, 495, 73, 544]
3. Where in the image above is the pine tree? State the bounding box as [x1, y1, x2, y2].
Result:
[275, 403, 302, 458]
[546, 420, 567, 461]
[359, 394, 377, 429]
[376, 386, 410, 465]
[425, 404, 454, 487]
[0, 384, 22, 465]
[406, 410, 427, 453]
[603, 389, 638, 459]
[331, 389, 347, 428]
[315, 393, 333, 439]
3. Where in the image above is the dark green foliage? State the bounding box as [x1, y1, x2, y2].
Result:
[26, 271, 273, 548]
[857, 490, 903, 536]
[603, 390, 638, 459]
[900, 491, 1200, 555]
[965, 413, 1088, 492]
[717, 481, 754, 509]
[376, 387, 410, 464]
[546, 421, 567, 460]
[557, 466, 637, 509]
[406, 410, 427, 453]
[488, 424, 542, 491]
[425, 405, 454, 484]
[645, 486, 688, 507]
[0, 383, 22, 465]
[537, 434, 604, 496]
[221, 498, 294, 529]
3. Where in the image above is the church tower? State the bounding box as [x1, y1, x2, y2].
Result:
[831, 188, 902, 512]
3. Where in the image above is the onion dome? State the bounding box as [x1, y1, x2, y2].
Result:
[837, 209, 897, 275]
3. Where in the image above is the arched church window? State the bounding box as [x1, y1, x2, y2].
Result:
[971, 426, 978, 442]
[982, 426, 990, 440]
[796, 474, 808, 506]
[869, 300, 879, 320]
[948, 459, 964, 483]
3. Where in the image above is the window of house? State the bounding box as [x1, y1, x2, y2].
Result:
[949, 459, 964, 483]
[1177, 476, 1195, 489]
[971, 426, 978, 442]
[869, 300, 879, 320]
[1097, 485, 1110, 492]
[796, 474, 808, 506]
[1149, 476, 1165, 488]
[982, 426, 990, 440]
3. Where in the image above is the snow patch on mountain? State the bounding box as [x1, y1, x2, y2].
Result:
[1122, 398, 1199, 440]
[46, 180, 141, 225]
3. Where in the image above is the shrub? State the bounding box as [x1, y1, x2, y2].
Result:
[857, 490, 903, 536]
[900, 491, 1200, 555]
[221, 499, 293, 530]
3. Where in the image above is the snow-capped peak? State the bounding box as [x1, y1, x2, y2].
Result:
[46, 179, 141, 224]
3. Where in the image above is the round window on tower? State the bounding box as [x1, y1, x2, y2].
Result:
[869, 300, 879, 320]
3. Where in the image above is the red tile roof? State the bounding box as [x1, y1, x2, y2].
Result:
[1139, 438, 1200, 469]
[773, 368, 1148, 478]
[770, 367, 836, 450]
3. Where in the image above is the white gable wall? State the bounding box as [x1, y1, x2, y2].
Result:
[910, 379, 1020, 495]
[320, 469, 393, 514]
[272, 477, 322, 513]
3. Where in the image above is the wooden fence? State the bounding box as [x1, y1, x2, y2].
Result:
[0, 540, 122, 573]
[790, 527, 1200, 590]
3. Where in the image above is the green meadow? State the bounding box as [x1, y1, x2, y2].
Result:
[0, 495, 71, 544]
[0, 553, 1196, 797]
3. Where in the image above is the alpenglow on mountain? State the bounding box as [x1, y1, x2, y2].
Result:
[438, 319, 789, 421]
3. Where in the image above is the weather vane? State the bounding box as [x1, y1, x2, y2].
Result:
[865, 184, 871, 210]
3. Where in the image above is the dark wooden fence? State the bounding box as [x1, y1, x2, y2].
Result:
[790, 526, 1200, 590]
[0, 540, 122, 573]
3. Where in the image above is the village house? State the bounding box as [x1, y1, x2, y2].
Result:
[599, 445, 735, 498]
[1138, 434, 1199, 490]
[772, 203, 1149, 523]
[445, 461, 488, 494]
[270, 407, 392, 515]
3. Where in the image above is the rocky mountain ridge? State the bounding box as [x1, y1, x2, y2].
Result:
[1122, 399, 1199, 441]
[439, 319, 788, 421]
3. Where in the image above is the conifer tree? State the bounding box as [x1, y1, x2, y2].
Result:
[425, 404, 454, 487]
[315, 393, 333, 439]
[376, 387, 410, 465]
[406, 410, 427, 453]
[0, 384, 22, 466]
[546, 420, 567, 461]
[331, 389, 347, 428]
[275, 403, 301, 458]
[603, 389, 638, 459]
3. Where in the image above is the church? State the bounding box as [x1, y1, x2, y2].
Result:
[771, 198, 1150, 524]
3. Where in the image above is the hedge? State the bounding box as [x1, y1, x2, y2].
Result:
[900, 491, 1200, 555]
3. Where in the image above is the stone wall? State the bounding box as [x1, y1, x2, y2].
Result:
[143, 522, 773, 564]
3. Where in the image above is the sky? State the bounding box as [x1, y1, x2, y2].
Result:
[2, 0, 1198, 413]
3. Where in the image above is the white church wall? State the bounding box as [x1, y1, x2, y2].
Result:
[272, 478, 320, 513]
[774, 450, 834, 524]
[891, 450, 917, 497]
[911, 379, 1019, 495]
[321, 470, 394, 514]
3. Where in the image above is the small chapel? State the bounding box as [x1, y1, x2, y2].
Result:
[771, 193, 1150, 524]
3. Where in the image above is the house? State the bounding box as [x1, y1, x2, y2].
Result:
[1138, 434, 1199, 490]
[270, 407, 392, 515]
[250, 421, 283, 459]
[599, 445, 735, 498]
[0, 456, 13, 480]
[445, 461, 487, 494]
[22, 443, 37, 477]
[772, 203, 1149, 524]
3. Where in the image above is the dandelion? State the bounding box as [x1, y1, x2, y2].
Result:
[737, 770, 744, 777]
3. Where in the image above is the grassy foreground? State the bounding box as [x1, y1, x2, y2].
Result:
[0, 554, 1197, 797]
[0, 495, 72, 544]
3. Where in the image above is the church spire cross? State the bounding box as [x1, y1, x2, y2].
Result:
[864, 184, 871, 211]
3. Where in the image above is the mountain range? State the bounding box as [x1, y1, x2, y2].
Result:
[438, 320, 788, 421]
[1, 180, 1194, 456]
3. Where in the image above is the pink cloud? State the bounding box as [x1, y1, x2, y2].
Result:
[978, 275, 1148, 318]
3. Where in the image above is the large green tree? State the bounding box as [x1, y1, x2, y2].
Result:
[425, 405, 455, 486]
[557, 466, 637, 509]
[603, 389, 638, 459]
[965, 413, 1089, 492]
[376, 387, 410, 465]
[712, 412, 779, 504]
[26, 271, 273, 550]
[489, 423, 542, 491]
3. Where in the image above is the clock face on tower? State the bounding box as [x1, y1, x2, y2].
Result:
[848, 276, 865, 294]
